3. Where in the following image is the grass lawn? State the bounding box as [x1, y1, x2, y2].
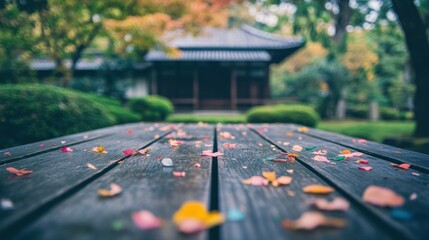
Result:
[317, 121, 415, 142]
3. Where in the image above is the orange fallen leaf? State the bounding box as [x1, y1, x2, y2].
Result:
[282, 212, 346, 230]
[262, 171, 276, 182]
[298, 127, 309, 133]
[276, 176, 292, 185]
[340, 150, 351, 154]
[98, 183, 122, 197]
[391, 163, 410, 170]
[91, 146, 107, 153]
[6, 167, 32, 176]
[173, 201, 224, 234]
[362, 185, 404, 207]
[303, 184, 334, 195]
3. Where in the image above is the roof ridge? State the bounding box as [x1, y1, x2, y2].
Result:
[240, 24, 301, 43]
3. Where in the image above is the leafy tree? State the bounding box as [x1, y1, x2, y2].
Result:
[390, 0, 429, 137]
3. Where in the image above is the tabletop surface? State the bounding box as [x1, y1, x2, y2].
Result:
[1, 123, 428, 240]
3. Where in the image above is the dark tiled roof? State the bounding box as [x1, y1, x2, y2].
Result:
[145, 50, 271, 62]
[146, 25, 304, 62]
[165, 25, 303, 50]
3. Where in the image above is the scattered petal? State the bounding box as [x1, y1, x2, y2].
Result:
[358, 166, 372, 171]
[173, 201, 224, 234]
[161, 158, 174, 167]
[194, 163, 201, 168]
[98, 183, 122, 197]
[356, 159, 368, 164]
[298, 127, 309, 133]
[122, 149, 135, 156]
[6, 167, 32, 176]
[286, 169, 294, 174]
[1, 198, 14, 210]
[312, 150, 327, 155]
[61, 141, 66, 144]
[60, 146, 74, 152]
[412, 172, 420, 176]
[303, 184, 334, 195]
[169, 139, 183, 148]
[262, 171, 276, 182]
[362, 185, 404, 207]
[292, 145, 303, 152]
[39, 144, 45, 147]
[282, 212, 346, 230]
[409, 193, 417, 200]
[200, 150, 223, 157]
[219, 132, 234, 139]
[313, 155, 329, 162]
[242, 176, 269, 186]
[227, 208, 245, 221]
[132, 210, 162, 230]
[392, 163, 411, 170]
[91, 146, 107, 153]
[87, 163, 97, 170]
[222, 143, 236, 149]
[340, 150, 351, 155]
[305, 146, 318, 151]
[276, 176, 292, 185]
[173, 171, 186, 177]
[308, 198, 349, 211]
[138, 148, 151, 155]
[353, 138, 367, 144]
[332, 155, 346, 161]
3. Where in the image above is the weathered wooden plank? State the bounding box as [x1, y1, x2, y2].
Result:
[0, 124, 172, 236]
[254, 124, 429, 240]
[216, 125, 392, 240]
[293, 124, 429, 170]
[10, 125, 215, 240]
[0, 123, 150, 165]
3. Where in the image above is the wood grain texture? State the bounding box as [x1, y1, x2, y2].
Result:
[297, 124, 429, 170]
[0, 123, 149, 165]
[216, 125, 391, 240]
[253, 124, 429, 240]
[10, 125, 214, 240]
[0, 124, 170, 236]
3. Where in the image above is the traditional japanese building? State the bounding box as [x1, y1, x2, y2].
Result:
[145, 25, 304, 110]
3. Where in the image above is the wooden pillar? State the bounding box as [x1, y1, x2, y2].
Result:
[231, 69, 237, 110]
[250, 80, 258, 105]
[263, 64, 270, 104]
[193, 69, 199, 110]
[150, 68, 157, 95]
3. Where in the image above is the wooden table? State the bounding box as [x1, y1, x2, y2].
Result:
[1, 123, 428, 240]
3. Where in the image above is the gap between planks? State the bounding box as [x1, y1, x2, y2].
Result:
[250, 127, 414, 240]
[0, 130, 174, 238]
[208, 126, 220, 240]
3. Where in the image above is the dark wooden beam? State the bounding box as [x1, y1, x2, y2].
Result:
[230, 69, 237, 110]
[193, 69, 199, 110]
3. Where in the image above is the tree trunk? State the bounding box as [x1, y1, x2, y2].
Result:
[391, 0, 429, 137]
[333, 0, 351, 52]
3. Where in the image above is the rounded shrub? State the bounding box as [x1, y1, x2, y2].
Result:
[380, 107, 400, 120]
[246, 104, 320, 127]
[129, 95, 174, 121]
[0, 84, 116, 148]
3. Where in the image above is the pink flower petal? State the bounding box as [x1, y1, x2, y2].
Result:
[308, 198, 349, 211]
[194, 163, 201, 168]
[60, 146, 74, 152]
[292, 145, 303, 152]
[313, 155, 329, 162]
[173, 171, 186, 177]
[132, 210, 162, 230]
[362, 185, 404, 207]
[356, 159, 368, 164]
[122, 149, 135, 156]
[358, 166, 372, 171]
[6, 167, 32, 176]
[177, 219, 205, 234]
[312, 150, 327, 155]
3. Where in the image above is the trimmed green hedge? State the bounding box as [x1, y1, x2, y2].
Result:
[246, 104, 320, 127]
[129, 96, 174, 121]
[0, 84, 116, 148]
[82, 94, 140, 124]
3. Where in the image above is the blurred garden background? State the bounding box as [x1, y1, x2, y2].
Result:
[1, 0, 428, 153]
